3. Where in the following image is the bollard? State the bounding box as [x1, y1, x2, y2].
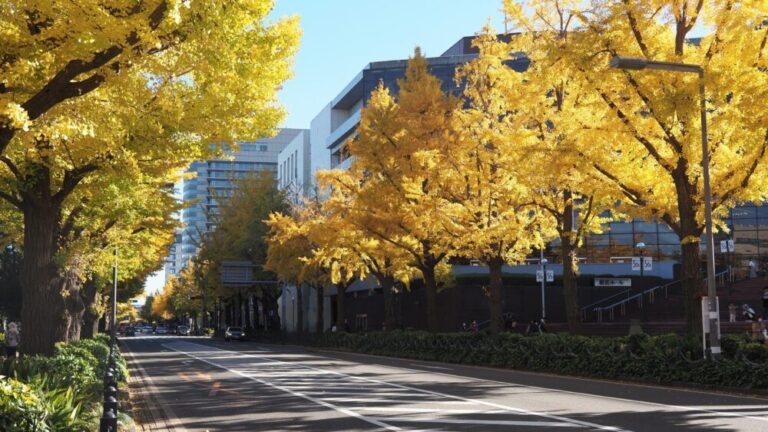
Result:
[104, 395, 118, 413]
[99, 408, 117, 432]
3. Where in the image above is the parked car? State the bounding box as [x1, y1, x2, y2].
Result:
[155, 326, 169, 335]
[177, 325, 190, 336]
[224, 327, 245, 341]
[124, 326, 136, 336]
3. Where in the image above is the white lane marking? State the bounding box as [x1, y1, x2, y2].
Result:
[166, 341, 625, 431]
[379, 357, 768, 425]
[163, 343, 402, 431]
[353, 407, 497, 414]
[123, 343, 188, 432]
[367, 416, 581, 428]
[411, 363, 453, 371]
[321, 398, 475, 404]
[303, 391, 439, 397]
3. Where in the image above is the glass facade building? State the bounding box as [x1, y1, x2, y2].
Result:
[169, 129, 303, 270]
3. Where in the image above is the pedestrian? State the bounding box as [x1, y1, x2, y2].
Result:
[743, 304, 761, 341]
[4, 322, 19, 358]
[461, 322, 468, 332]
[470, 320, 478, 334]
[762, 287, 768, 318]
[748, 259, 757, 279]
[728, 303, 738, 323]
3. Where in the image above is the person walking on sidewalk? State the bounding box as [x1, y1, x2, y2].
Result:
[4, 322, 19, 358]
[762, 287, 768, 319]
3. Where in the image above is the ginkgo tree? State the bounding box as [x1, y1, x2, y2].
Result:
[438, 32, 556, 334]
[317, 50, 461, 332]
[0, 0, 299, 157]
[0, 1, 299, 354]
[472, 14, 619, 334]
[501, 0, 768, 333]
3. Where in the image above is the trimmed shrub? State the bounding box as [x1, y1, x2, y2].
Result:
[0, 376, 48, 432]
[312, 331, 768, 390]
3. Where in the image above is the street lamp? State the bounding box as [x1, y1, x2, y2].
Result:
[636, 242, 646, 277]
[540, 257, 548, 321]
[611, 56, 720, 358]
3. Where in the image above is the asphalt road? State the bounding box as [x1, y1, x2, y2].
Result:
[122, 336, 768, 431]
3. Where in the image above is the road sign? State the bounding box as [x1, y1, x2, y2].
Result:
[720, 240, 727, 253]
[631, 257, 641, 271]
[643, 257, 653, 271]
[728, 239, 735, 252]
[546, 270, 554, 282]
[536, 270, 543, 282]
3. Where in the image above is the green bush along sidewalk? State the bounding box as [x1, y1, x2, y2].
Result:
[312, 331, 768, 390]
[0, 334, 129, 431]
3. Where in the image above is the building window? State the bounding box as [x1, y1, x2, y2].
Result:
[260, 144, 268, 152]
[294, 150, 298, 179]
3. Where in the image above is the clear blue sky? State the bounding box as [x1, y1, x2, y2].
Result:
[270, 0, 506, 129]
[145, 0, 507, 294]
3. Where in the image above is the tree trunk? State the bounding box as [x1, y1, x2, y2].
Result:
[315, 285, 324, 334]
[674, 168, 704, 335]
[336, 282, 347, 331]
[561, 194, 583, 334]
[680, 239, 703, 335]
[80, 280, 101, 339]
[20, 205, 70, 355]
[422, 265, 439, 332]
[377, 274, 396, 332]
[296, 284, 304, 335]
[487, 257, 504, 334]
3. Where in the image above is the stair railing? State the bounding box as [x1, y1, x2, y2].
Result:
[580, 289, 632, 320]
[593, 269, 731, 322]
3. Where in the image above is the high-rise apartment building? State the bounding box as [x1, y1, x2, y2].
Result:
[166, 129, 305, 272]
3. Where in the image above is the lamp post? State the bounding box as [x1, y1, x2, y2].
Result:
[610, 56, 720, 358]
[636, 242, 646, 277]
[99, 247, 119, 432]
[540, 257, 548, 321]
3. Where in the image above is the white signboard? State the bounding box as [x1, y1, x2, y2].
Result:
[536, 270, 555, 282]
[631, 257, 641, 271]
[643, 257, 653, 271]
[728, 239, 735, 252]
[594, 278, 632, 287]
[720, 240, 728, 253]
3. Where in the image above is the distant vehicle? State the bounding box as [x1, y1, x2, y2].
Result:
[155, 326, 169, 335]
[177, 325, 190, 336]
[224, 327, 245, 341]
[124, 327, 136, 337]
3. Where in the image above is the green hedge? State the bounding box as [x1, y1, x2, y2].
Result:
[312, 331, 768, 390]
[0, 335, 128, 431]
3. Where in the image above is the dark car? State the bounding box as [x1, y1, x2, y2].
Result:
[177, 325, 190, 336]
[124, 326, 136, 336]
[224, 327, 245, 341]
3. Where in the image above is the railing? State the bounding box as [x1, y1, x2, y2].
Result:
[590, 268, 731, 322]
[580, 289, 633, 320]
